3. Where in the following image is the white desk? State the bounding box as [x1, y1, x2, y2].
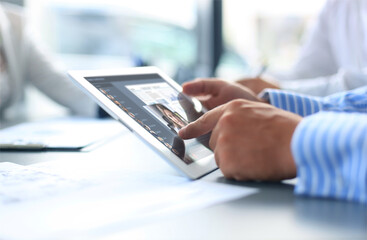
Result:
[0, 129, 366, 240]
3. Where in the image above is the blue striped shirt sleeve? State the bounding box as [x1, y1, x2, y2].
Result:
[260, 89, 323, 117]
[260, 86, 367, 116]
[260, 86, 367, 203]
[291, 112, 367, 203]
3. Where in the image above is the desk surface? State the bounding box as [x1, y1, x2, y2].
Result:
[1, 130, 366, 240]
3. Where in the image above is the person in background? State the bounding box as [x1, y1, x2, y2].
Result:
[237, 0, 367, 96]
[0, 3, 96, 125]
[179, 79, 367, 203]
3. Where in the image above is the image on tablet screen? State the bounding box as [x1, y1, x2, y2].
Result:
[86, 74, 212, 165]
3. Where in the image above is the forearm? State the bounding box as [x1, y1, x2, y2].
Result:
[291, 112, 367, 203]
[0, 71, 11, 112]
[24, 37, 96, 117]
[276, 69, 367, 97]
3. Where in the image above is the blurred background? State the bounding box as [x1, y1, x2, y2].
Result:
[1, 0, 326, 119]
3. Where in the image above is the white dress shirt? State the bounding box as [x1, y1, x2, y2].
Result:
[274, 0, 367, 96]
[0, 4, 96, 123]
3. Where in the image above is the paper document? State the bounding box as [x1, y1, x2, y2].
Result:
[0, 118, 127, 150]
[0, 162, 257, 239]
[0, 162, 88, 204]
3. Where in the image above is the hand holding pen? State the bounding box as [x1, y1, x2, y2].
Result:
[235, 60, 279, 95]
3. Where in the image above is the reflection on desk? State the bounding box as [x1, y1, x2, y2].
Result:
[114, 179, 367, 240]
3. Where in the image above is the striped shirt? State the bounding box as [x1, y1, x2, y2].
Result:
[261, 86, 367, 203]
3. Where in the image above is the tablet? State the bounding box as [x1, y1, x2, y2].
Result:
[68, 67, 218, 179]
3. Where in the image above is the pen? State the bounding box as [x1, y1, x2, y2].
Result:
[255, 63, 268, 78]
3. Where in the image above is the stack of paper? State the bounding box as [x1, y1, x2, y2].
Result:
[0, 118, 127, 150]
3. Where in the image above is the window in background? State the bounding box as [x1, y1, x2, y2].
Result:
[22, 0, 221, 120]
[217, 0, 326, 79]
[26, 0, 327, 83]
[26, 0, 213, 83]
[0, 0, 24, 6]
[20, 0, 326, 120]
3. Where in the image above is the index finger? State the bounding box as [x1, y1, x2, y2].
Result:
[182, 79, 226, 96]
[179, 105, 225, 139]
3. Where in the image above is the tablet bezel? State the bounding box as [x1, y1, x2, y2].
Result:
[68, 67, 218, 179]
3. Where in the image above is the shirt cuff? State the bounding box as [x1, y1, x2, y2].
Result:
[260, 89, 323, 117]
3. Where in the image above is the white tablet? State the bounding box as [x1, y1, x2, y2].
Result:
[68, 67, 218, 179]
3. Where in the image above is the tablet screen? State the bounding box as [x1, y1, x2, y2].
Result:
[86, 74, 212, 164]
